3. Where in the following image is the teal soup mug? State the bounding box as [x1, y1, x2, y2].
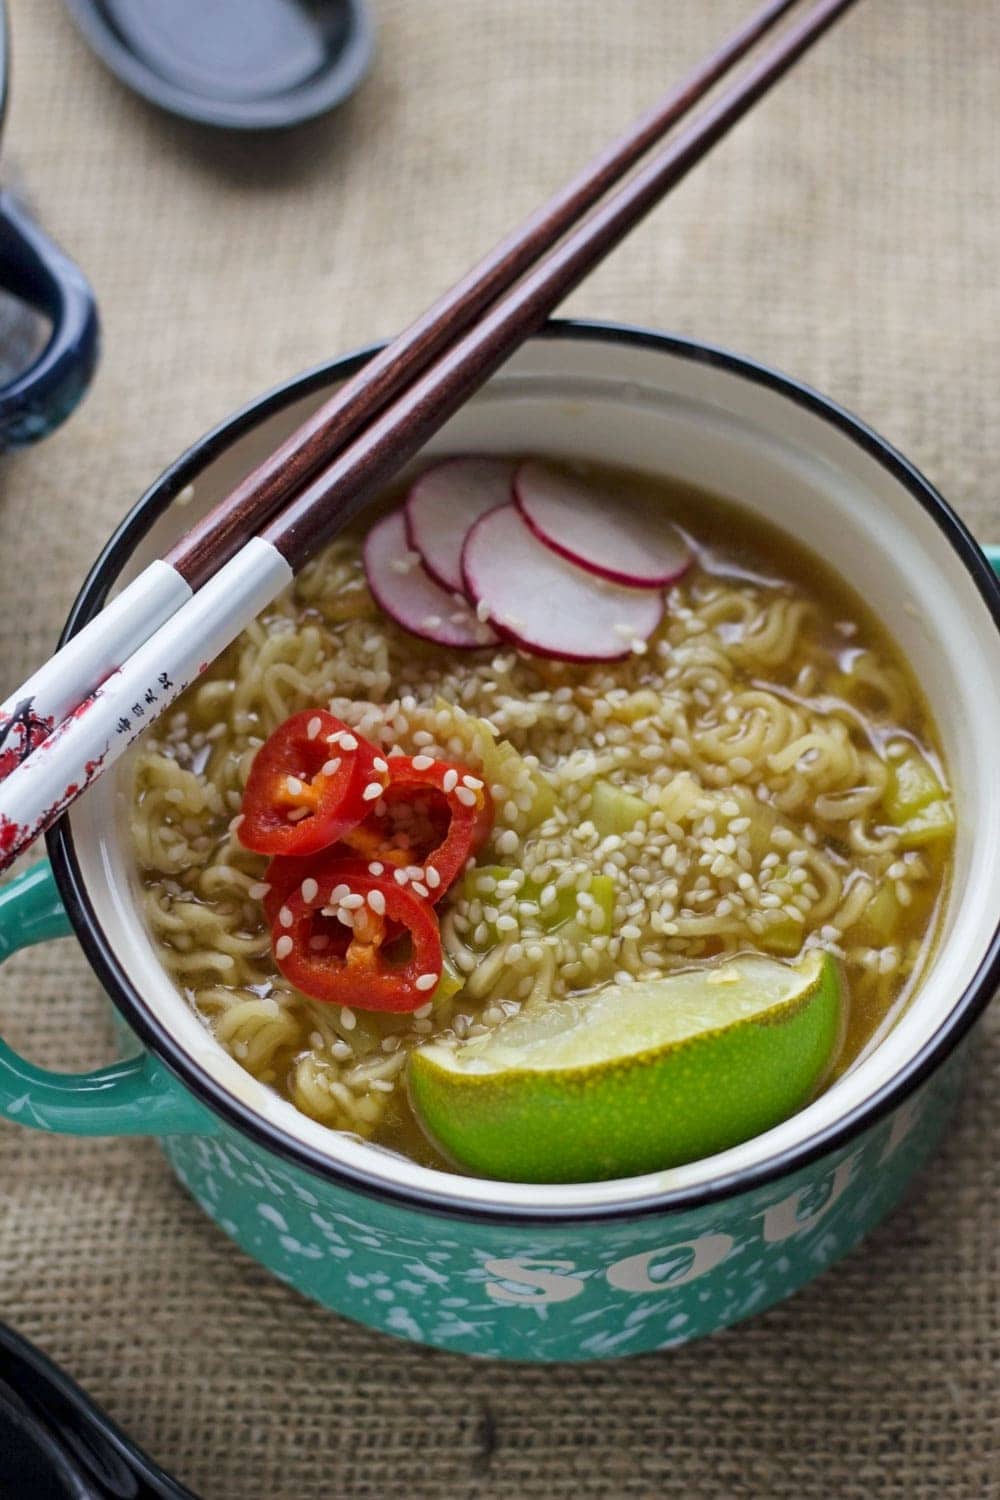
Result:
[4, 324, 1000, 1361]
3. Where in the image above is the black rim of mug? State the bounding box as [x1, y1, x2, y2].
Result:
[47, 320, 1000, 1225]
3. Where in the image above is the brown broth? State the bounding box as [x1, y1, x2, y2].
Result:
[131, 459, 954, 1176]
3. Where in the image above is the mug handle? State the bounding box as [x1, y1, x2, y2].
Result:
[0, 191, 99, 448]
[0, 861, 210, 1135]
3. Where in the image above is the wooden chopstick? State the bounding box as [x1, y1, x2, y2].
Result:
[167, 0, 802, 591]
[0, 0, 805, 785]
[264, 0, 860, 571]
[0, 0, 861, 874]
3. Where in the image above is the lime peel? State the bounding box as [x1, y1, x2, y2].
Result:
[408, 950, 843, 1183]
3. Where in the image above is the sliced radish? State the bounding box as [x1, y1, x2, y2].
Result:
[405, 457, 515, 593]
[462, 505, 663, 663]
[515, 460, 693, 588]
[364, 510, 498, 649]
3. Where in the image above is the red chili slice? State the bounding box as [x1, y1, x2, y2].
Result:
[271, 861, 443, 1012]
[260, 851, 401, 945]
[341, 755, 494, 899]
[238, 710, 388, 857]
[259, 852, 336, 927]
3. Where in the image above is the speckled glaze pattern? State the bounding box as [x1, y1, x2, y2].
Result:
[2, 361, 998, 1359]
[160, 1055, 961, 1360]
[0, 859, 964, 1360]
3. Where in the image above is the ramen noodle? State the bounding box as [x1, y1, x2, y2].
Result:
[129, 461, 953, 1172]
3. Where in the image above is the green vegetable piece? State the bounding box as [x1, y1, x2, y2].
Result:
[885, 747, 946, 823]
[549, 874, 615, 937]
[432, 953, 464, 1006]
[464, 865, 514, 903]
[758, 918, 803, 956]
[429, 701, 555, 830]
[895, 798, 955, 848]
[590, 779, 649, 836]
[462, 867, 614, 941]
[863, 882, 900, 941]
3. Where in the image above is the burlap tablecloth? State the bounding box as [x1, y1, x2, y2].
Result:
[1, 1, 998, 1494]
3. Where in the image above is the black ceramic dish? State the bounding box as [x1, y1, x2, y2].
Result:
[0, 1323, 196, 1499]
[62, 0, 375, 131]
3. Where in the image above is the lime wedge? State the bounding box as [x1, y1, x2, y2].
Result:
[408, 950, 842, 1182]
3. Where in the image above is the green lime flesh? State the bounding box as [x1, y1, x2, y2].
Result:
[407, 950, 842, 1183]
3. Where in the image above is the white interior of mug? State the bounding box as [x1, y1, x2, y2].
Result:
[66, 331, 1000, 1211]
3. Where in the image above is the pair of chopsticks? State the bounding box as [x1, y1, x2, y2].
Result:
[0, 0, 859, 876]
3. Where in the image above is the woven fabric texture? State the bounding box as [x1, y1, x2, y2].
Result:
[1, 0, 998, 1494]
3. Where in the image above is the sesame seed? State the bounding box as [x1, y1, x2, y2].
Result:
[321, 757, 342, 776]
[275, 935, 293, 960]
[411, 881, 430, 898]
[455, 786, 477, 806]
[248, 882, 271, 900]
[301, 878, 318, 903]
[362, 782, 383, 801]
[373, 757, 389, 773]
[368, 861, 384, 876]
[394, 869, 409, 885]
[368, 889, 386, 915]
[329, 884, 350, 903]
[340, 733, 358, 752]
[340, 1007, 357, 1030]
[341, 893, 364, 910]
[287, 808, 310, 822]
[442, 768, 459, 793]
[462, 774, 483, 790]
[307, 716, 322, 739]
[412, 755, 434, 770]
[425, 867, 441, 889]
[278, 906, 293, 927]
[415, 973, 438, 991]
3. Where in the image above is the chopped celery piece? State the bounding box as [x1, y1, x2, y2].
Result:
[462, 866, 614, 940]
[482, 732, 555, 825]
[428, 699, 555, 830]
[863, 882, 900, 940]
[737, 796, 777, 861]
[896, 798, 955, 848]
[590, 779, 649, 836]
[653, 772, 703, 826]
[464, 865, 513, 906]
[885, 747, 946, 822]
[550, 875, 615, 937]
[758, 918, 803, 956]
[432, 953, 465, 1006]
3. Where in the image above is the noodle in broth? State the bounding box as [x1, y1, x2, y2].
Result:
[129, 463, 952, 1171]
